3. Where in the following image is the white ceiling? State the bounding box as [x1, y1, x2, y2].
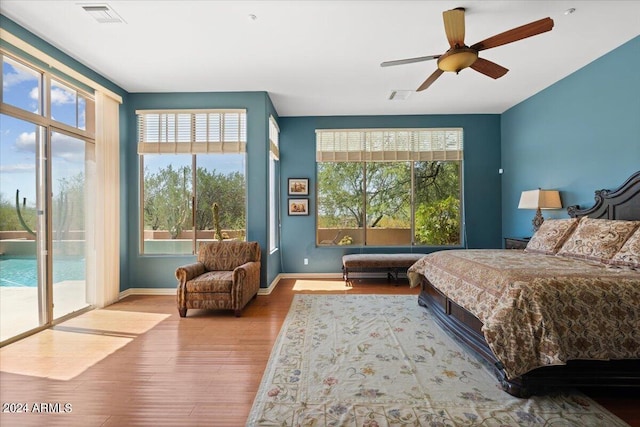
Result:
[1, 1, 639, 117]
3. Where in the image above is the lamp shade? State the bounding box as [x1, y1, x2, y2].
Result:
[437, 48, 478, 72]
[518, 189, 562, 210]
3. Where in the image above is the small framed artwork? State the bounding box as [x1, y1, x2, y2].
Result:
[288, 178, 309, 196]
[288, 198, 309, 216]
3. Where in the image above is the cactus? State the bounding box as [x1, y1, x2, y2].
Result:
[15, 189, 36, 236]
[212, 202, 223, 241]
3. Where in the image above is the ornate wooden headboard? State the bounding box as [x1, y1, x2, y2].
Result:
[567, 170, 640, 220]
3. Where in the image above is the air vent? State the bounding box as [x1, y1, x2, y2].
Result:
[388, 90, 412, 101]
[82, 4, 125, 24]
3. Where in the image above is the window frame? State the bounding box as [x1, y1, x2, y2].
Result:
[315, 128, 463, 247]
[268, 115, 280, 254]
[137, 109, 248, 256]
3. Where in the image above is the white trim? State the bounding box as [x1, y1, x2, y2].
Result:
[119, 288, 176, 299]
[117, 272, 346, 299]
[0, 28, 122, 103]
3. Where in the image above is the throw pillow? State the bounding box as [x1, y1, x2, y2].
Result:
[609, 228, 640, 268]
[524, 218, 579, 255]
[557, 217, 640, 263]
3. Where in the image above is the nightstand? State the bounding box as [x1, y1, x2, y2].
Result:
[504, 237, 530, 250]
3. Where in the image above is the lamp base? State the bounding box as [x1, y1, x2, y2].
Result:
[532, 208, 544, 232]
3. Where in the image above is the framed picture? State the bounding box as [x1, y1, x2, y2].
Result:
[288, 178, 309, 196]
[288, 198, 309, 216]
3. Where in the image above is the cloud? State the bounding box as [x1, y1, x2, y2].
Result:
[13, 132, 85, 162]
[0, 163, 35, 173]
[15, 131, 36, 152]
[2, 63, 37, 90]
[50, 87, 76, 105]
[51, 133, 85, 162]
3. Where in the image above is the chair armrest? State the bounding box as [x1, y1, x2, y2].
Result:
[175, 262, 206, 284]
[233, 260, 260, 280]
[231, 261, 261, 305]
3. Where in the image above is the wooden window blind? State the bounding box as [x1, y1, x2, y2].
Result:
[316, 128, 463, 162]
[137, 109, 246, 154]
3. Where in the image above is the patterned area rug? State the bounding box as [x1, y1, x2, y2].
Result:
[247, 295, 627, 426]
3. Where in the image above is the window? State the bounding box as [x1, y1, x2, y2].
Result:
[2, 56, 41, 114]
[316, 128, 463, 246]
[50, 79, 91, 130]
[269, 116, 280, 253]
[138, 110, 247, 255]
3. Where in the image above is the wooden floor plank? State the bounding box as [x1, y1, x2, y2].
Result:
[1, 278, 638, 427]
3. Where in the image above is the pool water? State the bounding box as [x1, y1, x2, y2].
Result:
[0, 256, 85, 287]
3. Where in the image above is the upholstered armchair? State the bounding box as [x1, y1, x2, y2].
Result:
[176, 241, 261, 317]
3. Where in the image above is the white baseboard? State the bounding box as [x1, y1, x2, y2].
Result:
[119, 287, 176, 299]
[119, 272, 345, 299]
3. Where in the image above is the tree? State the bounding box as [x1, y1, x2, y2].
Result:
[317, 160, 461, 245]
[53, 172, 86, 241]
[0, 192, 36, 232]
[144, 164, 192, 239]
[415, 195, 460, 245]
[413, 161, 461, 244]
[143, 164, 245, 239]
[195, 168, 245, 232]
[414, 161, 460, 205]
[317, 162, 410, 228]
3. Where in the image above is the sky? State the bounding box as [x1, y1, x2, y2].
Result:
[2, 56, 86, 205]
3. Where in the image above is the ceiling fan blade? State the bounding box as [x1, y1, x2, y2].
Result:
[443, 8, 466, 48]
[380, 55, 440, 67]
[470, 17, 554, 52]
[470, 57, 509, 79]
[417, 69, 444, 91]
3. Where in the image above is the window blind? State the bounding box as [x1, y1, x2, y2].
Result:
[137, 109, 246, 154]
[316, 128, 463, 162]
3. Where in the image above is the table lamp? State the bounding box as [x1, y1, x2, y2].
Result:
[518, 189, 562, 232]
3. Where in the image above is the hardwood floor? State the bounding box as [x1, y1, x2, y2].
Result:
[1, 277, 638, 426]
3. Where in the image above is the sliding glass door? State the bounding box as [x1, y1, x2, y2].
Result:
[0, 115, 46, 340]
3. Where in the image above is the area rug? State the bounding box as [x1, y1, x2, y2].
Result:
[247, 295, 627, 426]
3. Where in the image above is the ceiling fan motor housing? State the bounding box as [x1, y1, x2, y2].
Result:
[437, 47, 478, 73]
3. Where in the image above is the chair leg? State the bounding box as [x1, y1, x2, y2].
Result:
[178, 308, 187, 317]
[234, 309, 241, 317]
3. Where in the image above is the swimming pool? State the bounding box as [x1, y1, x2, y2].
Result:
[0, 256, 85, 287]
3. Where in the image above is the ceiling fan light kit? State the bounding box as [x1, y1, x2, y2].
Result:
[381, 7, 554, 91]
[437, 47, 478, 73]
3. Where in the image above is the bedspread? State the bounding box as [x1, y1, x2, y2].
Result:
[408, 250, 640, 378]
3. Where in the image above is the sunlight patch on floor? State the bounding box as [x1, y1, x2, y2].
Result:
[0, 310, 169, 380]
[292, 279, 352, 291]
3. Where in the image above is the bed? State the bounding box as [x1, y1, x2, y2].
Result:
[408, 170, 640, 397]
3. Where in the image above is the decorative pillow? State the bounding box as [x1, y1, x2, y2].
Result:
[557, 217, 640, 263]
[609, 228, 640, 268]
[524, 218, 579, 255]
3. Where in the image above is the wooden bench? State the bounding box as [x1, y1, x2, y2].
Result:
[342, 253, 426, 283]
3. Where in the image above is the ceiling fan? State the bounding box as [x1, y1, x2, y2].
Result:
[381, 8, 554, 91]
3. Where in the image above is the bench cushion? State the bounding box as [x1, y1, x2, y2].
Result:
[342, 253, 426, 269]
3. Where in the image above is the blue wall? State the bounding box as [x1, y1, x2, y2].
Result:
[501, 36, 640, 239]
[126, 92, 274, 288]
[279, 114, 502, 274]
